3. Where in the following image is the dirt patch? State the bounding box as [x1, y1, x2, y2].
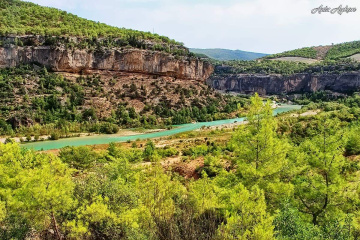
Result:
[271, 57, 319, 64]
[313, 45, 333, 60]
[290, 110, 320, 117]
[348, 53, 360, 62]
[170, 157, 204, 179]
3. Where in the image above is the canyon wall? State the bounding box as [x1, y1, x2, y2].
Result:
[0, 45, 213, 81]
[207, 72, 360, 95]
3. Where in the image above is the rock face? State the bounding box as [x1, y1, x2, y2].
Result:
[0, 45, 213, 81]
[208, 72, 360, 95]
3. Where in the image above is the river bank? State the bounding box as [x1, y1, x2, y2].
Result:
[19, 104, 301, 151]
[0, 128, 165, 144]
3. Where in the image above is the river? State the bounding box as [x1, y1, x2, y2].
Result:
[22, 104, 301, 151]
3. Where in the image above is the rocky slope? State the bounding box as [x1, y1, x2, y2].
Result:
[0, 37, 213, 81]
[208, 72, 360, 95]
[0, 36, 223, 130]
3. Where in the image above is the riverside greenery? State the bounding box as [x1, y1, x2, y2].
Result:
[2, 94, 360, 239]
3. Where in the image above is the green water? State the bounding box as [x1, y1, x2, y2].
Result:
[22, 105, 301, 151]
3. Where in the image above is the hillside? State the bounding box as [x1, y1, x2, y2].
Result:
[0, 0, 188, 54]
[211, 40, 360, 79]
[264, 40, 360, 61]
[0, 1, 253, 138]
[0, 65, 247, 137]
[189, 48, 268, 60]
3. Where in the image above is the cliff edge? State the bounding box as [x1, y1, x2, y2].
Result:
[0, 37, 214, 81]
[208, 72, 360, 95]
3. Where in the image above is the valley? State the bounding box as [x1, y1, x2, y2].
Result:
[2, 1, 360, 240]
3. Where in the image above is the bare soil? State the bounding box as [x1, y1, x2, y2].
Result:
[271, 57, 318, 64]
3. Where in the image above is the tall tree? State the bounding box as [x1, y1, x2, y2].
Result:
[293, 119, 350, 225]
[230, 93, 291, 206]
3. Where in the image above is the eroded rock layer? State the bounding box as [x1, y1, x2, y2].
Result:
[208, 73, 360, 95]
[0, 45, 213, 81]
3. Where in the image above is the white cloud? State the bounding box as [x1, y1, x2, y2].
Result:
[27, 0, 360, 53]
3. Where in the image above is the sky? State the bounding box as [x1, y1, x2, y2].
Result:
[27, 0, 360, 54]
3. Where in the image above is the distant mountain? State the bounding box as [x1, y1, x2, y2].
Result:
[189, 48, 268, 61]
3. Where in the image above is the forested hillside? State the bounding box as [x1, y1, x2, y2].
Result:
[0, 0, 188, 55]
[264, 47, 318, 59]
[0, 0, 180, 44]
[0, 0, 227, 140]
[0, 65, 246, 139]
[264, 40, 360, 61]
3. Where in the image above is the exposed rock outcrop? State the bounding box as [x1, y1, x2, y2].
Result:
[0, 40, 213, 81]
[208, 72, 360, 95]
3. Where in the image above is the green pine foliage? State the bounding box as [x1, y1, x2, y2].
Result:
[325, 41, 360, 60]
[0, 0, 181, 46]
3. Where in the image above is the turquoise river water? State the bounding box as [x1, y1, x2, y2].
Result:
[22, 104, 301, 151]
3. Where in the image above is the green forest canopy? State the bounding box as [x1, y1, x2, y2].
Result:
[0, 0, 182, 46]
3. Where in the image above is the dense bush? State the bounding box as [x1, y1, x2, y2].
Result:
[59, 146, 100, 170]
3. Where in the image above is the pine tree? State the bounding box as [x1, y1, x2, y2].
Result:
[0, 143, 74, 239]
[230, 93, 291, 207]
[293, 119, 350, 225]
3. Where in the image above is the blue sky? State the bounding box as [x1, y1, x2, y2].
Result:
[27, 0, 360, 54]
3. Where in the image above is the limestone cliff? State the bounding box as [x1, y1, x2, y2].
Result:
[0, 38, 213, 81]
[208, 72, 360, 95]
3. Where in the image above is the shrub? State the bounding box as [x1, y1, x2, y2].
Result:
[50, 132, 60, 140]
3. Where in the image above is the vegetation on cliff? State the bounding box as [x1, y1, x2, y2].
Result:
[2, 94, 360, 239]
[0, 0, 189, 55]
